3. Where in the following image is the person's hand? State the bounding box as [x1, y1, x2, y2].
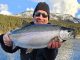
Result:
[48, 36, 62, 48]
[3, 32, 12, 46]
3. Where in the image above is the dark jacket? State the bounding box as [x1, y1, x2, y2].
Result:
[0, 22, 58, 60]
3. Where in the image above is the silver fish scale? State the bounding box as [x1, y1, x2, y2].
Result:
[9, 24, 75, 49]
[11, 24, 61, 34]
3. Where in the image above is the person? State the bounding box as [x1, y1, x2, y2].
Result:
[0, 2, 62, 60]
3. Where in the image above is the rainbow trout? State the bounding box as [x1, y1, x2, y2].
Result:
[9, 24, 75, 49]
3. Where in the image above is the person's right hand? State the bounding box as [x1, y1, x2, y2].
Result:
[3, 32, 12, 46]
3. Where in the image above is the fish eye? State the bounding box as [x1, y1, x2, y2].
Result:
[68, 30, 71, 32]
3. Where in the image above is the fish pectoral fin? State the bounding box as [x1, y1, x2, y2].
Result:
[26, 48, 33, 54]
[50, 36, 60, 42]
[62, 40, 66, 43]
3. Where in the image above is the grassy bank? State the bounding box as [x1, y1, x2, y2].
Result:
[0, 14, 80, 36]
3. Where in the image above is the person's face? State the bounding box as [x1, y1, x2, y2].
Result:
[33, 10, 48, 24]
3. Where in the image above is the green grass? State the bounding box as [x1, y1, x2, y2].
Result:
[0, 14, 80, 36]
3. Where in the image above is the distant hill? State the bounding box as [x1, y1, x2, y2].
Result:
[15, 10, 80, 23]
[50, 13, 80, 23]
[15, 10, 33, 18]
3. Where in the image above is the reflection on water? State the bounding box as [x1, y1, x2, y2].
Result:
[56, 38, 80, 60]
[0, 39, 80, 60]
[0, 45, 20, 60]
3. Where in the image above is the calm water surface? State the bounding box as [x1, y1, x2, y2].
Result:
[0, 39, 80, 60]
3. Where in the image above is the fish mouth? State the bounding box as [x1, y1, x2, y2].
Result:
[67, 28, 76, 39]
[68, 28, 76, 39]
[61, 27, 76, 39]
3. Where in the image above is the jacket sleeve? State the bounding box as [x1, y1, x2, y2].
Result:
[0, 34, 19, 53]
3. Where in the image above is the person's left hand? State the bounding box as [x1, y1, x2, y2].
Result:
[48, 36, 62, 48]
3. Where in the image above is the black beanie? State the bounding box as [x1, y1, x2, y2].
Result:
[33, 2, 50, 20]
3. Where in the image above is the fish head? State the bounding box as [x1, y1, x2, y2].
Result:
[60, 27, 75, 40]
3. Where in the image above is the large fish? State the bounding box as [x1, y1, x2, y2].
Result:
[9, 24, 75, 49]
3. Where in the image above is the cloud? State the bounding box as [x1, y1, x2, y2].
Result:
[48, 0, 78, 17]
[31, 0, 45, 2]
[26, 8, 34, 11]
[0, 4, 12, 15]
[31, 0, 78, 17]
[0, 10, 12, 15]
[77, 14, 80, 18]
[0, 4, 8, 11]
[78, 4, 80, 8]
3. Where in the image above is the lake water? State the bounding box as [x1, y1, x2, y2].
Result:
[0, 38, 80, 60]
[0, 45, 20, 60]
